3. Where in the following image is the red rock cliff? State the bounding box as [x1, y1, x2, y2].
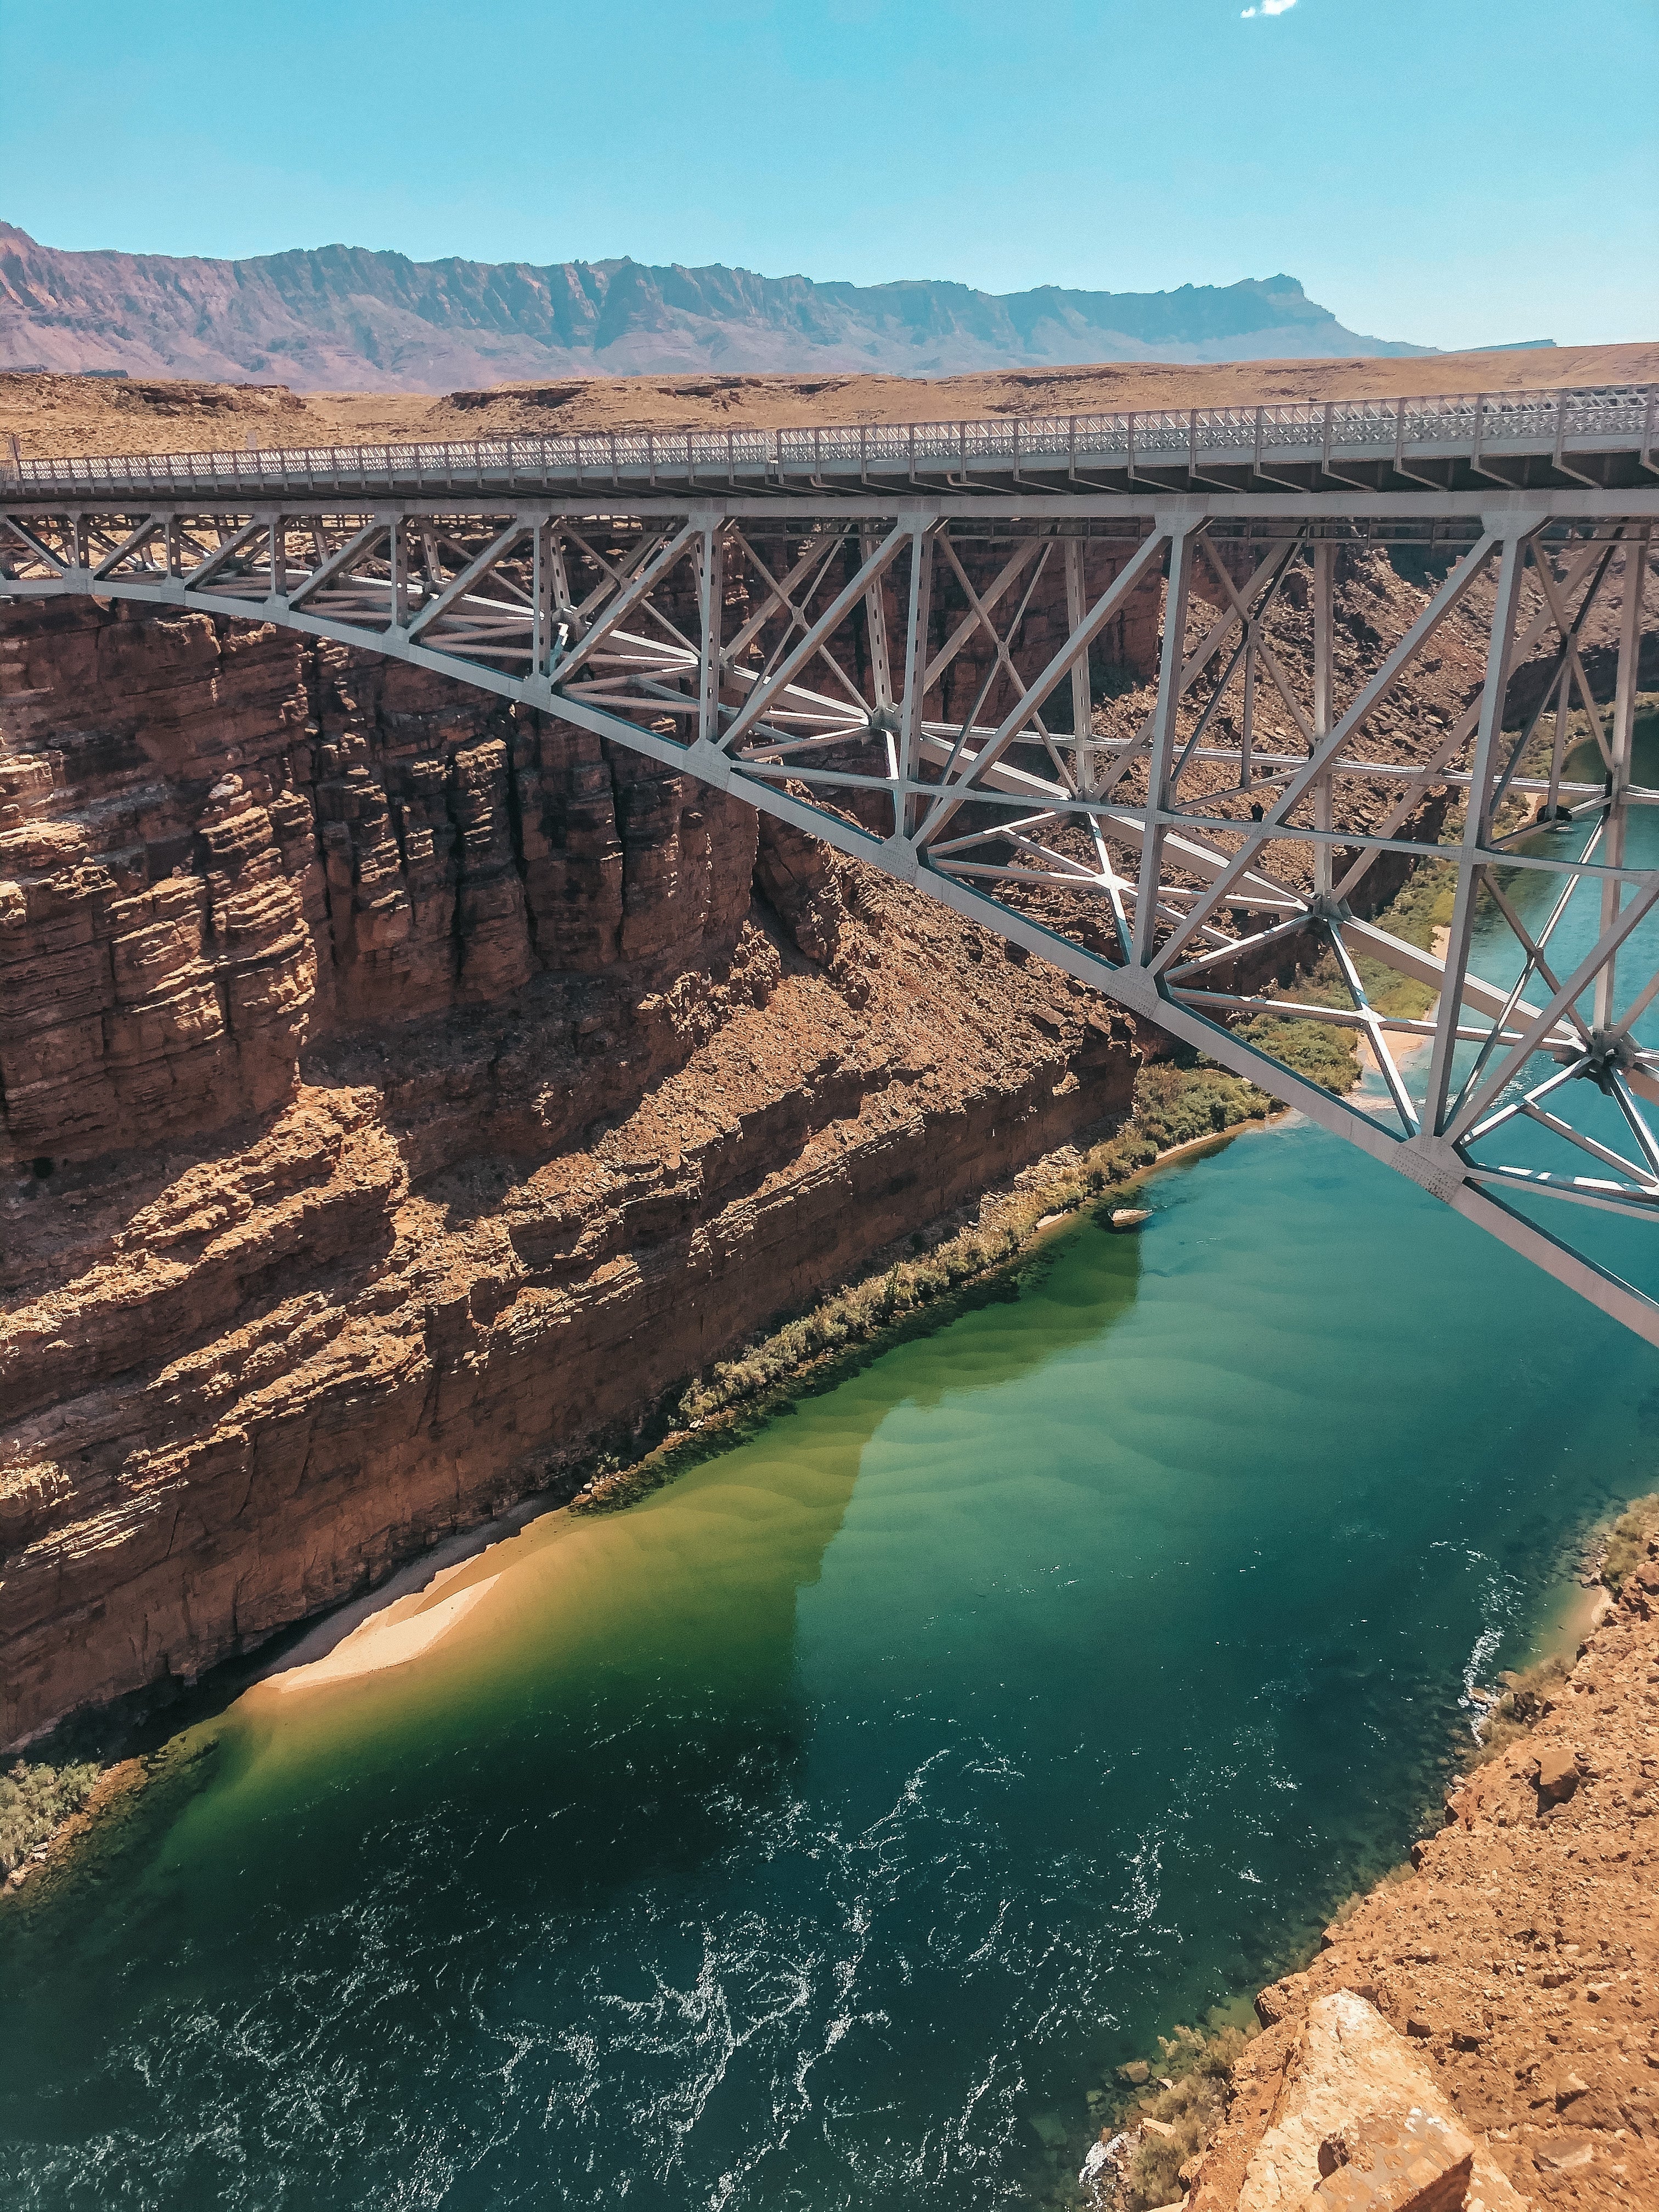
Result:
[1, 598, 1143, 1745]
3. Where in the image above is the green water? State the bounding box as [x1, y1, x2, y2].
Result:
[3, 1094, 1655, 2211]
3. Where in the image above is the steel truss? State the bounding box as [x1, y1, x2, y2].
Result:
[4, 390, 1659, 1340]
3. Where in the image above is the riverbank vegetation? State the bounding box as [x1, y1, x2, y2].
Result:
[574, 851, 1468, 1520]
[1602, 1490, 1659, 1589]
[678, 1058, 1276, 1428]
[1, 1757, 99, 1880]
[1117, 2023, 1252, 2208]
[574, 1054, 1282, 1515]
[1466, 1652, 1574, 1771]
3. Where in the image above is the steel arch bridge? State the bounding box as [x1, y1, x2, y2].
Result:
[4, 382, 1659, 1338]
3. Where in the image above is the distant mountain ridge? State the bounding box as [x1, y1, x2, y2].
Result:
[0, 222, 1440, 393]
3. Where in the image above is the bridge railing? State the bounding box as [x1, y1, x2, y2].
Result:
[4, 383, 1654, 495]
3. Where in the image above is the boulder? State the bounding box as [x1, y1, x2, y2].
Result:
[1256, 1974, 1311, 2027]
[1533, 1745, 1579, 1803]
[1462, 2153, 1529, 2212]
[1233, 1993, 1477, 2212]
[1080, 2128, 1135, 2210]
[1531, 2135, 1595, 2174]
[1311, 2109, 1474, 2210]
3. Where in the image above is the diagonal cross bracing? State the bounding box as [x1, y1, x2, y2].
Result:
[3, 459, 1658, 1344]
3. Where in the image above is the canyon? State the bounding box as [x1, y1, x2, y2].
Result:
[2, 369, 1656, 1762]
[0, 580, 1152, 1748]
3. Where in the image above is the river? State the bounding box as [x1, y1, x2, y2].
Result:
[4, 795, 1658, 2211]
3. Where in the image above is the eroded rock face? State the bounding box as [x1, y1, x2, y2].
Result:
[0, 762, 315, 1160]
[1, 597, 1143, 1743]
[0, 600, 768, 1164]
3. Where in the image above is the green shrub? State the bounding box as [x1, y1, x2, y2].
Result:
[0, 1757, 100, 1873]
[1119, 2024, 1253, 2210]
[1375, 860, 1457, 954]
[1603, 1493, 1659, 1591]
[1235, 1012, 1362, 1092]
[1468, 1651, 1572, 1768]
[1129, 1059, 1274, 1148]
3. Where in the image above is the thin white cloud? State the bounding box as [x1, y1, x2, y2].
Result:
[1241, 0, 1297, 15]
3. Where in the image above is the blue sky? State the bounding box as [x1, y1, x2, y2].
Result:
[5, 0, 1656, 351]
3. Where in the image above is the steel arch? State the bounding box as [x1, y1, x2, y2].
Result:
[3, 383, 1658, 1340]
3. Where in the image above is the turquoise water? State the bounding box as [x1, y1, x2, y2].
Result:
[2, 1099, 1654, 2211]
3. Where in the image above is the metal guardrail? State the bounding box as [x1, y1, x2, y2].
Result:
[2, 383, 1655, 496]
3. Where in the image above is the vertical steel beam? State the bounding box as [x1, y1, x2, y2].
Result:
[1312, 539, 1335, 895]
[419, 524, 442, 594]
[698, 523, 725, 744]
[1595, 528, 1651, 1029]
[1132, 527, 1195, 964]
[549, 534, 573, 624]
[1546, 662, 1571, 816]
[895, 526, 934, 845]
[388, 520, 408, 633]
[268, 512, 286, 603]
[1065, 538, 1093, 793]
[860, 526, 895, 712]
[531, 518, 555, 678]
[1422, 530, 1530, 1135]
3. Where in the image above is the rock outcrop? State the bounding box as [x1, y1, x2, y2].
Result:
[1217, 1992, 1514, 2212]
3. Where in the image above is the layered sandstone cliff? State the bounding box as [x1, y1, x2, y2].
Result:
[1, 594, 1146, 1746]
[0, 227, 1431, 390]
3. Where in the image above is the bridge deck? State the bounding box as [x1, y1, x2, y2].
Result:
[4, 382, 1656, 505]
